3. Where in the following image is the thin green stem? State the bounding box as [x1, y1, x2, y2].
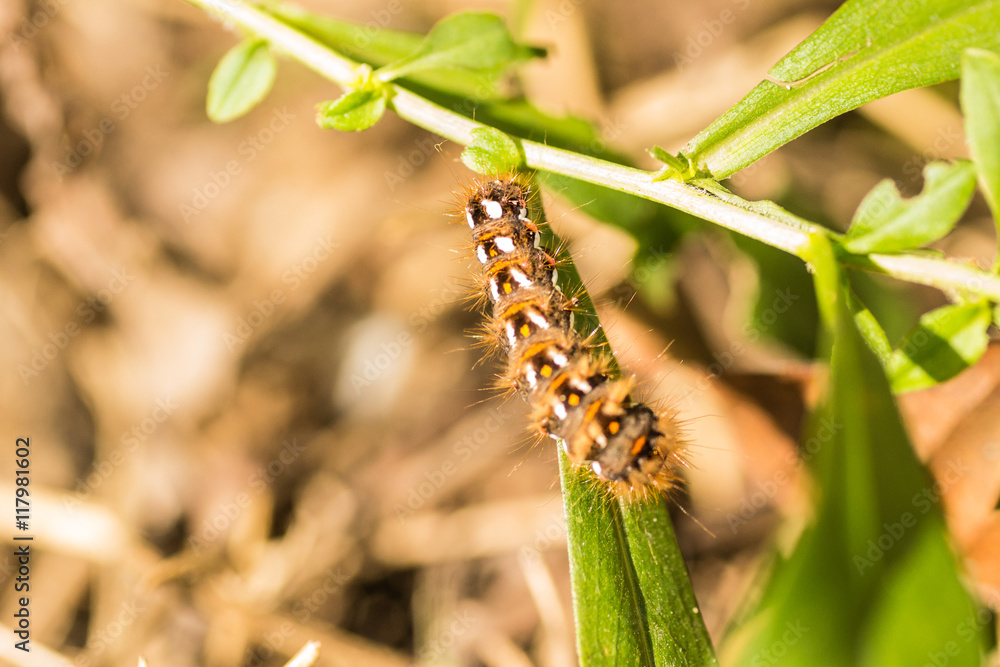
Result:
[183, 0, 1000, 303]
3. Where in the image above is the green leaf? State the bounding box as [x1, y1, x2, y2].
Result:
[681, 0, 1000, 179]
[316, 89, 387, 131]
[961, 48, 1000, 244]
[858, 520, 984, 665]
[376, 12, 540, 83]
[842, 161, 976, 254]
[887, 300, 992, 392]
[560, 454, 717, 666]
[264, 3, 525, 101]
[726, 234, 983, 666]
[460, 127, 523, 174]
[207, 39, 277, 123]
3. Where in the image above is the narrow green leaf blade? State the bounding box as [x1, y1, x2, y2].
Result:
[207, 39, 277, 123]
[560, 456, 653, 667]
[539, 176, 715, 667]
[961, 48, 1000, 235]
[842, 161, 976, 254]
[858, 520, 984, 665]
[681, 0, 1000, 179]
[845, 290, 893, 365]
[887, 300, 992, 392]
[621, 500, 717, 665]
[560, 454, 717, 667]
[316, 89, 387, 131]
[727, 234, 983, 665]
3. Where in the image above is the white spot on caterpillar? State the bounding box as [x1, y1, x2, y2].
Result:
[551, 351, 569, 367]
[482, 199, 503, 219]
[533, 232, 541, 248]
[553, 401, 568, 419]
[466, 211, 476, 228]
[489, 277, 501, 301]
[511, 268, 532, 287]
[527, 310, 550, 329]
[495, 236, 516, 253]
[591, 461, 602, 476]
[477, 246, 488, 263]
[525, 365, 538, 388]
[518, 207, 530, 222]
[505, 321, 518, 346]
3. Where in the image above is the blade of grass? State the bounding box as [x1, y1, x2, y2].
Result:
[682, 0, 1000, 179]
[724, 234, 984, 665]
[560, 454, 717, 667]
[531, 174, 717, 666]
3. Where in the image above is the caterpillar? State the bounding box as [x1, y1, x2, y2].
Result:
[460, 175, 688, 499]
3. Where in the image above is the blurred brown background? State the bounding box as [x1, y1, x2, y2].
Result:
[1, 0, 998, 665]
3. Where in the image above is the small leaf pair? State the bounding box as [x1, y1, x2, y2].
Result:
[837, 47, 1000, 393]
[317, 12, 538, 132]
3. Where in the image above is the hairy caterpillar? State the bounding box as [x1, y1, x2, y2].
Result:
[460, 175, 687, 498]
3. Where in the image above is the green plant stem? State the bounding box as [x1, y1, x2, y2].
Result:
[184, 0, 1000, 304]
